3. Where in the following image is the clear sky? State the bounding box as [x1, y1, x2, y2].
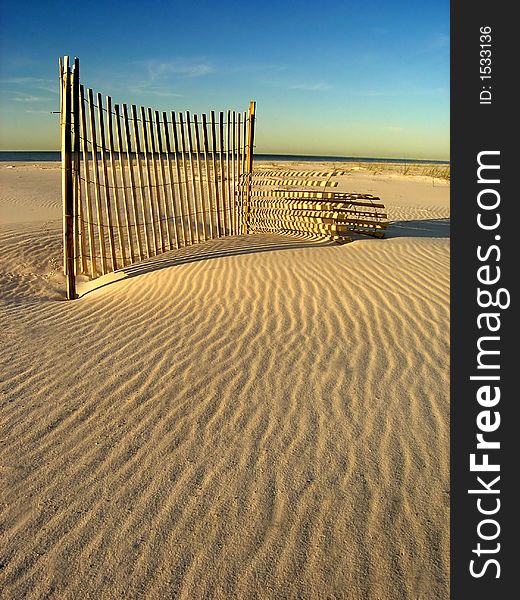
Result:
[0, 0, 449, 159]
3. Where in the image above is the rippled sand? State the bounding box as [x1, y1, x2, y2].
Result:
[0, 162, 449, 599]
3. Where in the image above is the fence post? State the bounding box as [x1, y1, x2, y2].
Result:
[61, 56, 76, 299]
[243, 100, 256, 234]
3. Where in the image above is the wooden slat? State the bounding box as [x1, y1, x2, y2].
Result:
[226, 109, 233, 234]
[236, 112, 243, 236]
[177, 112, 194, 244]
[231, 111, 237, 235]
[70, 60, 79, 275]
[114, 103, 136, 263]
[172, 112, 191, 245]
[71, 58, 86, 276]
[106, 96, 127, 267]
[241, 111, 247, 233]
[122, 103, 144, 261]
[249, 204, 367, 220]
[162, 111, 181, 248]
[147, 107, 167, 252]
[140, 105, 160, 254]
[146, 107, 163, 252]
[79, 85, 97, 278]
[244, 101, 256, 234]
[242, 111, 247, 175]
[185, 111, 200, 243]
[87, 88, 108, 274]
[235, 111, 240, 234]
[252, 169, 346, 178]
[250, 195, 385, 209]
[201, 113, 215, 239]
[210, 111, 222, 237]
[170, 111, 188, 246]
[193, 114, 207, 240]
[155, 110, 175, 250]
[97, 93, 118, 271]
[131, 104, 152, 258]
[218, 112, 227, 234]
[251, 177, 338, 188]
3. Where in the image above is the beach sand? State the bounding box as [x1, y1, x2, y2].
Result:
[0, 162, 450, 599]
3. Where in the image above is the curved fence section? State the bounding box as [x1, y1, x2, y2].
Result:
[60, 56, 255, 299]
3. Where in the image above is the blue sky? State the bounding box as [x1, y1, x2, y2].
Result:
[0, 0, 449, 159]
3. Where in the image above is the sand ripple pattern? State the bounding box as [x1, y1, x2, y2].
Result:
[0, 166, 62, 224]
[1, 167, 449, 599]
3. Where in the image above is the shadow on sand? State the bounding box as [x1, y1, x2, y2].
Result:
[77, 234, 331, 298]
[77, 220, 449, 298]
[121, 218, 450, 279]
[384, 218, 450, 239]
[121, 234, 332, 279]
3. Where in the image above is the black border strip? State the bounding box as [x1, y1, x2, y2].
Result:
[451, 2, 514, 597]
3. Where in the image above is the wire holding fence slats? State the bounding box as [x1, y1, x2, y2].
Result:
[61, 56, 255, 298]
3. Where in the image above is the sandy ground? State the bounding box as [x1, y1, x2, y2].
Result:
[0, 162, 450, 599]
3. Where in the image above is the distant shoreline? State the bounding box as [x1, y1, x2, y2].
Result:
[0, 151, 449, 165]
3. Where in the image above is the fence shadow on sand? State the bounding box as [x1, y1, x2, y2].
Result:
[385, 218, 450, 239]
[77, 219, 450, 298]
[77, 233, 332, 298]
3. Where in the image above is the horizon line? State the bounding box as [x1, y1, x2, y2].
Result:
[0, 149, 450, 163]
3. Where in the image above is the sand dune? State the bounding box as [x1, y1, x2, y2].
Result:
[1, 162, 449, 599]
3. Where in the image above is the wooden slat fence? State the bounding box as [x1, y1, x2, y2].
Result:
[60, 56, 253, 298]
[60, 56, 387, 299]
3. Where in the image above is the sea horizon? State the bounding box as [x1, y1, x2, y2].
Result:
[0, 150, 449, 165]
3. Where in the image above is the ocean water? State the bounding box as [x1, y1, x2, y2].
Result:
[0, 151, 448, 164]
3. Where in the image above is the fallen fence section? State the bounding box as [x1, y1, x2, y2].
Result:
[247, 169, 388, 242]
